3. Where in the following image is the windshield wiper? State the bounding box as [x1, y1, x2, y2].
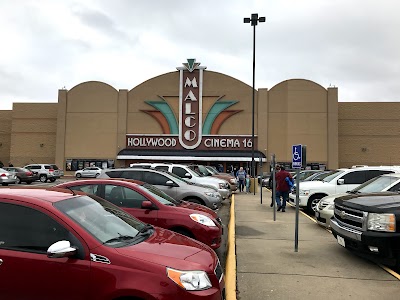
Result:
[103, 234, 135, 244]
[136, 223, 154, 236]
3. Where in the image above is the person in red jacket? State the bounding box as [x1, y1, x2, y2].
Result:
[275, 165, 293, 212]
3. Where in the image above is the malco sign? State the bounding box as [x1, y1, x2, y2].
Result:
[126, 59, 257, 151]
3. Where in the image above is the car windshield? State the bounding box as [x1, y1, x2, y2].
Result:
[139, 183, 177, 206]
[206, 166, 218, 174]
[55, 195, 149, 246]
[351, 175, 399, 193]
[187, 166, 203, 177]
[160, 171, 192, 185]
[322, 170, 345, 182]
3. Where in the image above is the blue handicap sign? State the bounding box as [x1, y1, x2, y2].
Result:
[292, 144, 302, 169]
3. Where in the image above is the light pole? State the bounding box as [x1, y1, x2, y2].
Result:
[244, 13, 265, 195]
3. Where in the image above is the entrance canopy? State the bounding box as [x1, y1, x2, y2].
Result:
[117, 149, 267, 162]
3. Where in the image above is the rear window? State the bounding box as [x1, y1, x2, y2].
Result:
[105, 170, 123, 178]
[50, 165, 59, 170]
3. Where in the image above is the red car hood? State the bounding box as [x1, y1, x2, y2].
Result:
[178, 201, 218, 219]
[115, 227, 216, 270]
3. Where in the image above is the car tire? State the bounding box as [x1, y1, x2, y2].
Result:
[39, 175, 48, 183]
[49, 178, 56, 182]
[76, 173, 82, 178]
[307, 195, 323, 213]
[172, 228, 195, 239]
[95, 173, 100, 178]
[185, 198, 205, 206]
[16, 177, 21, 184]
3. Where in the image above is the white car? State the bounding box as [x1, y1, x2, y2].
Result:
[289, 166, 400, 212]
[315, 173, 400, 227]
[75, 167, 102, 178]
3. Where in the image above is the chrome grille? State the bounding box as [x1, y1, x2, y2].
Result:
[334, 204, 366, 231]
[214, 259, 223, 282]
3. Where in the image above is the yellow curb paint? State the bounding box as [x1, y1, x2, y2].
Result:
[378, 264, 400, 280]
[225, 194, 237, 300]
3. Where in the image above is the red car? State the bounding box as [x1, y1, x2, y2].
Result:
[0, 188, 225, 300]
[56, 179, 223, 249]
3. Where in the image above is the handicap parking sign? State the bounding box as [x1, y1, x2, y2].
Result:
[292, 144, 302, 169]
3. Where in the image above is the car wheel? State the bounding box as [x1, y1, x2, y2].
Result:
[16, 177, 21, 184]
[39, 175, 47, 183]
[49, 178, 56, 182]
[185, 198, 205, 206]
[172, 228, 195, 239]
[308, 196, 322, 213]
[95, 173, 100, 178]
[76, 173, 82, 178]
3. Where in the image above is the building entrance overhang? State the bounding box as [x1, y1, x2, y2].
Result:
[117, 149, 267, 162]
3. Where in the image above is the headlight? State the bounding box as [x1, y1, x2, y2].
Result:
[167, 267, 212, 291]
[367, 213, 396, 232]
[299, 190, 310, 196]
[218, 183, 225, 189]
[205, 192, 219, 198]
[190, 214, 216, 227]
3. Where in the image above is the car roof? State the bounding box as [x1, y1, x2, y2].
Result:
[57, 178, 145, 186]
[0, 187, 78, 203]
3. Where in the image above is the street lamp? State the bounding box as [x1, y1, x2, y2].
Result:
[244, 13, 265, 195]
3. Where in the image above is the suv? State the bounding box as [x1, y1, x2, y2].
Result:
[331, 192, 400, 268]
[130, 163, 231, 200]
[24, 164, 61, 183]
[99, 168, 223, 210]
[289, 166, 400, 212]
[0, 188, 225, 299]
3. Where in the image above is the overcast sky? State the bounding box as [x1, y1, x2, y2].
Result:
[0, 0, 399, 110]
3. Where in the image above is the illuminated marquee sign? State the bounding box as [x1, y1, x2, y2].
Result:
[126, 58, 258, 151]
[178, 59, 204, 149]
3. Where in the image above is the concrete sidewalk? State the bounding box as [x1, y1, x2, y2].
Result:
[234, 189, 400, 300]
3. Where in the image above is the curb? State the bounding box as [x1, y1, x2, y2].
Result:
[225, 194, 236, 300]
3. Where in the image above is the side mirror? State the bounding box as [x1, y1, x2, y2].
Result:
[184, 173, 192, 179]
[141, 201, 155, 209]
[337, 179, 345, 185]
[166, 180, 177, 187]
[47, 240, 77, 258]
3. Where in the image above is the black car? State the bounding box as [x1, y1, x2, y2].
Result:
[3, 167, 39, 184]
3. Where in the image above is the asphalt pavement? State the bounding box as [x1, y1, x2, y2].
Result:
[233, 189, 400, 300]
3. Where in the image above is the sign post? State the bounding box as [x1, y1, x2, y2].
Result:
[271, 154, 276, 221]
[292, 144, 302, 252]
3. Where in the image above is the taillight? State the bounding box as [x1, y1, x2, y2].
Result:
[0, 173, 6, 177]
[49, 169, 54, 172]
[26, 171, 33, 176]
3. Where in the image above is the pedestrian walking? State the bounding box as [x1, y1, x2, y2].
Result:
[236, 167, 247, 192]
[269, 171, 275, 207]
[8, 162, 14, 167]
[245, 174, 251, 193]
[275, 165, 293, 212]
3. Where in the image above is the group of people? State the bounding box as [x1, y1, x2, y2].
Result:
[235, 166, 251, 193]
[269, 165, 293, 212]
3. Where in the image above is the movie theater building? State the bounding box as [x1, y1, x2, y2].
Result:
[1, 58, 400, 173]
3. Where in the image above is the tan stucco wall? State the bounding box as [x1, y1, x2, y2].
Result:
[0, 110, 12, 166]
[9, 103, 58, 166]
[339, 103, 400, 167]
[267, 79, 338, 169]
[64, 81, 120, 161]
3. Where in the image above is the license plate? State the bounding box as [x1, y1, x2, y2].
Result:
[337, 236, 345, 247]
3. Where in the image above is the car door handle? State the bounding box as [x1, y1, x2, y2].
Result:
[0, 259, 3, 266]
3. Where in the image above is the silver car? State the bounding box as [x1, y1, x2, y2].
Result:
[75, 167, 102, 178]
[0, 168, 17, 186]
[99, 168, 223, 210]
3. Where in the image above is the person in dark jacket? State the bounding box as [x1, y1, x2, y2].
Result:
[274, 165, 293, 212]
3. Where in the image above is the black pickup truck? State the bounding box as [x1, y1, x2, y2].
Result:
[330, 192, 400, 267]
